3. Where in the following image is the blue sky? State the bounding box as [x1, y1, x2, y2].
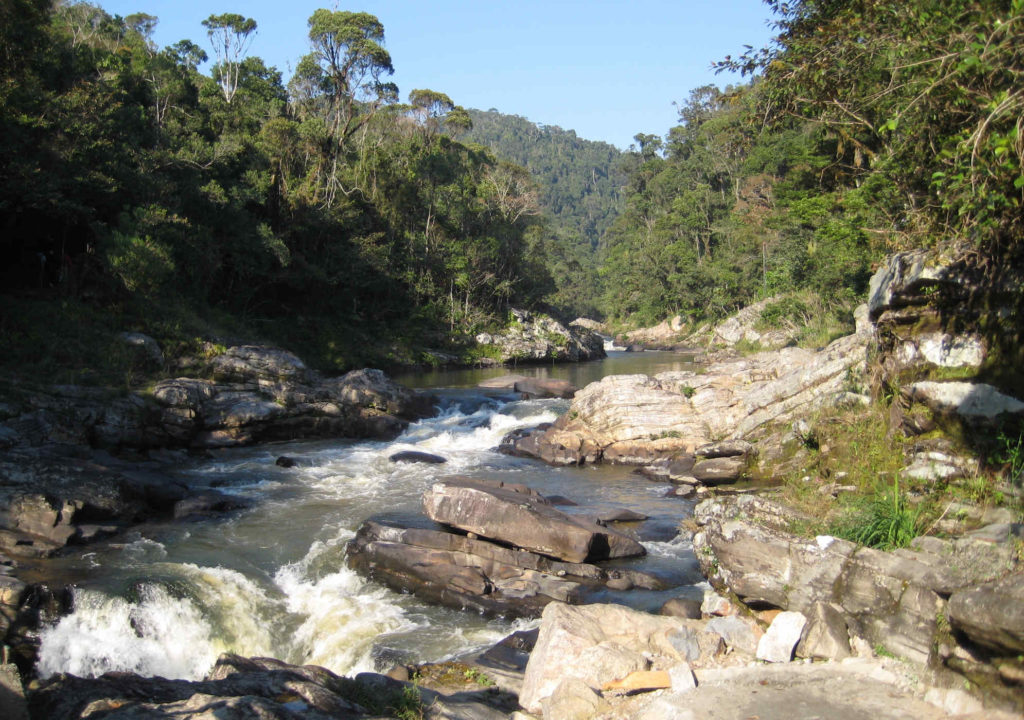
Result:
[94, 0, 776, 149]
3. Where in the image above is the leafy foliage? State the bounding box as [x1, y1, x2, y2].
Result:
[0, 3, 551, 377]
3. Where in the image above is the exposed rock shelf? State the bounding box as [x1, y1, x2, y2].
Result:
[346, 477, 662, 619]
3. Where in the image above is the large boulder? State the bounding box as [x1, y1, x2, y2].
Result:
[346, 519, 663, 619]
[947, 573, 1024, 655]
[693, 494, 1023, 677]
[508, 326, 869, 466]
[475, 309, 606, 364]
[519, 603, 691, 713]
[421, 477, 645, 563]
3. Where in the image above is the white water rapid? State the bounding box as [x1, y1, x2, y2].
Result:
[36, 374, 700, 681]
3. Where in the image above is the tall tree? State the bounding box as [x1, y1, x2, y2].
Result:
[202, 13, 257, 104]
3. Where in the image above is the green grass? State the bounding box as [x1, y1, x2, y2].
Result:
[831, 478, 923, 550]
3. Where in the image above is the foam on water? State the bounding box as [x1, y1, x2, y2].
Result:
[273, 529, 422, 674]
[37, 585, 220, 680]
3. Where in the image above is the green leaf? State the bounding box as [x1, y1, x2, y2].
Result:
[1014, 176, 1024, 189]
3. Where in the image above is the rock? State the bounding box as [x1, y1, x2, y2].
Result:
[477, 374, 529, 390]
[691, 456, 745, 485]
[795, 602, 852, 660]
[669, 662, 697, 692]
[475, 309, 606, 364]
[542, 677, 610, 720]
[172, 491, 249, 520]
[421, 478, 645, 563]
[693, 493, 1024, 671]
[0, 664, 28, 720]
[513, 378, 578, 399]
[26, 653, 431, 720]
[695, 440, 753, 459]
[756, 611, 807, 662]
[346, 519, 663, 619]
[117, 332, 163, 366]
[700, 590, 734, 617]
[389, 450, 447, 464]
[211, 345, 311, 384]
[511, 329, 869, 466]
[706, 615, 762, 656]
[519, 603, 690, 714]
[660, 597, 703, 619]
[275, 456, 296, 468]
[907, 381, 1024, 421]
[947, 574, 1024, 654]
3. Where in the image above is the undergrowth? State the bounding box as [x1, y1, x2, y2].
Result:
[830, 478, 923, 550]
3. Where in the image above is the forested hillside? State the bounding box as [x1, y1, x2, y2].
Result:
[599, 0, 1023, 336]
[0, 1, 552, 378]
[463, 109, 624, 318]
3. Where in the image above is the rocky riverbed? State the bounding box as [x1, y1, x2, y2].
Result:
[2, 248, 1024, 718]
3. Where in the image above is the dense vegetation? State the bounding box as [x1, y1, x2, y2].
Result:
[599, 0, 1023, 329]
[0, 1, 555, 379]
[464, 109, 624, 317]
[1, 0, 1021, 382]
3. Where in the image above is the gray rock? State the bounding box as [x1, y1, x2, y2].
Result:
[706, 615, 761, 656]
[796, 602, 852, 661]
[695, 440, 753, 459]
[211, 345, 310, 384]
[422, 478, 645, 563]
[691, 456, 745, 485]
[513, 378, 578, 399]
[389, 450, 447, 464]
[660, 596, 703, 619]
[947, 574, 1024, 654]
[117, 332, 163, 366]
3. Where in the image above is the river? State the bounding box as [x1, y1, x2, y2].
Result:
[35, 351, 704, 681]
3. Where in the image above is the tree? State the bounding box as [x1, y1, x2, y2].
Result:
[408, 88, 454, 140]
[202, 13, 257, 104]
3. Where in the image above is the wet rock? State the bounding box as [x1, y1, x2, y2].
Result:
[26, 653, 400, 720]
[691, 456, 745, 485]
[477, 374, 528, 390]
[421, 477, 645, 563]
[513, 377, 578, 399]
[172, 491, 249, 520]
[275, 455, 297, 468]
[0, 663, 28, 720]
[346, 519, 662, 619]
[389, 450, 447, 464]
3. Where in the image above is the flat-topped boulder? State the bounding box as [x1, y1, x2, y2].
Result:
[422, 477, 645, 563]
[346, 519, 664, 619]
